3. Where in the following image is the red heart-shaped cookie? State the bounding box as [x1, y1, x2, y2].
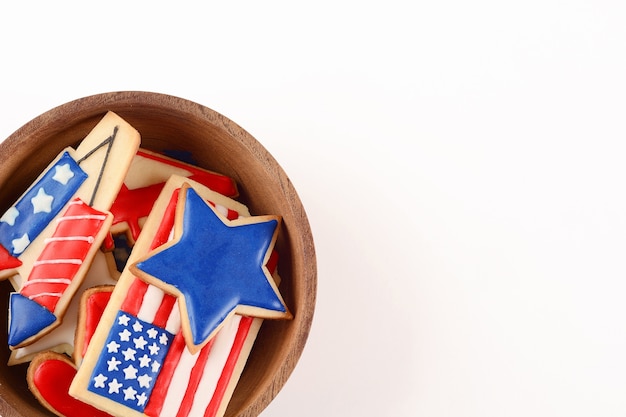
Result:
[28, 353, 112, 417]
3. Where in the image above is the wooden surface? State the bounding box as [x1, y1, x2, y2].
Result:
[0, 91, 317, 417]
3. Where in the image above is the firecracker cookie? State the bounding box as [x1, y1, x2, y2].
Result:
[1, 111, 140, 349]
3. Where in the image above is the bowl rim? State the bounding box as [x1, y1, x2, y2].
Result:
[0, 91, 317, 417]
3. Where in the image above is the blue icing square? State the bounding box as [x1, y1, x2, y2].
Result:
[88, 310, 174, 412]
[0, 152, 87, 256]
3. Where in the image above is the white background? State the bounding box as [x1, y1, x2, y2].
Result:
[2, 1, 626, 416]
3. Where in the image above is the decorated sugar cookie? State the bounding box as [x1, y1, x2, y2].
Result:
[1, 111, 140, 349]
[71, 175, 290, 417]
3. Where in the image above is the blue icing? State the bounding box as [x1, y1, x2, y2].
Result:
[162, 150, 197, 165]
[88, 311, 174, 412]
[112, 233, 132, 273]
[0, 152, 87, 256]
[135, 187, 286, 346]
[8, 293, 57, 347]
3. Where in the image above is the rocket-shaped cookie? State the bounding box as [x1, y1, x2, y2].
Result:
[4, 112, 140, 349]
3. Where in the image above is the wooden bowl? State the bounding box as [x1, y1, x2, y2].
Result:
[0, 91, 316, 417]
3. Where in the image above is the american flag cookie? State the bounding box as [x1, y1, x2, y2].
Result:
[26, 237, 281, 417]
[1, 111, 141, 349]
[70, 175, 291, 417]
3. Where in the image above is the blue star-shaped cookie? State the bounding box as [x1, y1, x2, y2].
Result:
[131, 185, 291, 351]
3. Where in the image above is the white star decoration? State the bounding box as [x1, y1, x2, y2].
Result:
[52, 163, 75, 185]
[137, 374, 153, 389]
[118, 314, 130, 326]
[119, 329, 132, 342]
[134, 336, 148, 350]
[107, 357, 121, 372]
[11, 233, 30, 255]
[137, 392, 148, 407]
[93, 373, 108, 388]
[138, 354, 151, 368]
[108, 379, 123, 394]
[0, 207, 19, 226]
[122, 348, 137, 361]
[148, 342, 160, 356]
[30, 187, 54, 214]
[133, 321, 143, 332]
[107, 341, 121, 353]
[151, 360, 161, 373]
[123, 365, 138, 380]
[147, 328, 158, 339]
[123, 386, 137, 401]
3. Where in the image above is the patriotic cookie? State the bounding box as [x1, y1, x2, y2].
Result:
[2, 112, 140, 349]
[70, 175, 291, 417]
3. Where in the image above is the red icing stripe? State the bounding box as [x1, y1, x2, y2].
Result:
[144, 332, 187, 417]
[176, 340, 215, 417]
[204, 317, 254, 417]
[37, 240, 92, 260]
[82, 290, 113, 358]
[121, 278, 149, 315]
[152, 294, 177, 329]
[25, 261, 83, 306]
[150, 188, 180, 250]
